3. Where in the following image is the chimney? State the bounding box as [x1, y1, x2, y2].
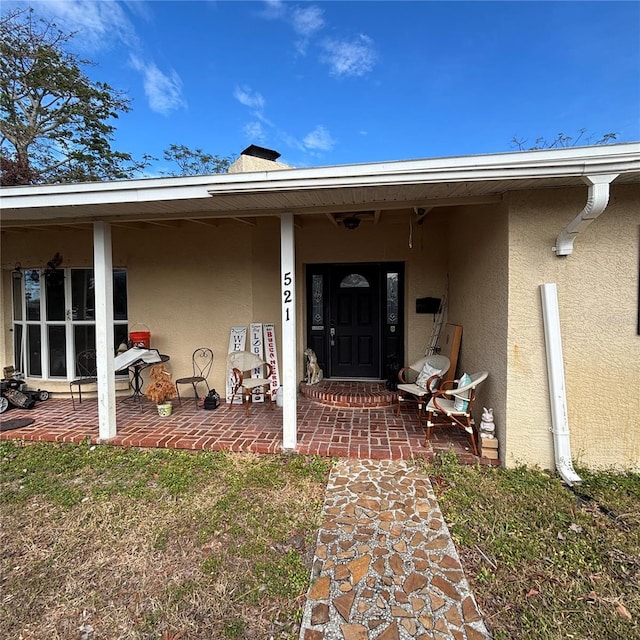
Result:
[228, 145, 291, 173]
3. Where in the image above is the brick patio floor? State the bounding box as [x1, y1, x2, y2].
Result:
[0, 386, 497, 465]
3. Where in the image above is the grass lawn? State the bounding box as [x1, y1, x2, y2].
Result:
[421, 453, 640, 640]
[0, 442, 331, 640]
[1, 442, 638, 640]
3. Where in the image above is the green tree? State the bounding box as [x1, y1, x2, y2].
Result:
[160, 144, 235, 176]
[0, 7, 147, 185]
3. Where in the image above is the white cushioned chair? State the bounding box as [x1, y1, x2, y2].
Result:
[396, 354, 451, 425]
[425, 370, 489, 455]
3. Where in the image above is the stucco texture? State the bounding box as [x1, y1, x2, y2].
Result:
[1, 214, 446, 400]
[445, 203, 510, 453]
[2, 183, 638, 471]
[506, 184, 639, 470]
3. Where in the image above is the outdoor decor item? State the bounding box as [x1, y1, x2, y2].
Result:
[479, 407, 496, 439]
[144, 363, 177, 416]
[303, 348, 323, 385]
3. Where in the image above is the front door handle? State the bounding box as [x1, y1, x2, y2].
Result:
[330, 327, 336, 347]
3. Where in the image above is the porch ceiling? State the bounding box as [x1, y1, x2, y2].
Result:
[2, 143, 639, 229]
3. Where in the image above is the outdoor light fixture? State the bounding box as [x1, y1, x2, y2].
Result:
[12, 262, 22, 279]
[343, 215, 361, 230]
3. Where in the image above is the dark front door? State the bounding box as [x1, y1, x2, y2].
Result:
[306, 263, 404, 380]
[330, 264, 380, 378]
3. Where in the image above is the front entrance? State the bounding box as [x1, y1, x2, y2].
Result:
[306, 263, 404, 380]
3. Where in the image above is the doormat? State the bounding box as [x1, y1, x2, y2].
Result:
[0, 418, 35, 432]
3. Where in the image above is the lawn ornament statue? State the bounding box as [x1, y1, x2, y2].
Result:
[479, 407, 495, 439]
[304, 348, 323, 385]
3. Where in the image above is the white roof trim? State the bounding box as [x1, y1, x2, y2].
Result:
[2, 143, 639, 211]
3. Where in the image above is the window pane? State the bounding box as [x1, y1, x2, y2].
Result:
[340, 273, 369, 288]
[74, 325, 96, 360]
[12, 275, 23, 321]
[48, 326, 67, 377]
[312, 275, 324, 327]
[45, 271, 65, 321]
[113, 270, 128, 320]
[115, 324, 129, 350]
[13, 324, 23, 371]
[386, 273, 399, 324]
[72, 270, 95, 321]
[25, 270, 41, 321]
[27, 325, 42, 376]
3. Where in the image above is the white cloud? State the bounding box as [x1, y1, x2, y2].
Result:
[243, 121, 266, 144]
[321, 35, 377, 77]
[291, 5, 325, 55]
[303, 126, 335, 152]
[30, 0, 139, 51]
[24, 0, 188, 116]
[129, 55, 186, 116]
[291, 5, 325, 37]
[233, 86, 265, 111]
[260, 0, 287, 20]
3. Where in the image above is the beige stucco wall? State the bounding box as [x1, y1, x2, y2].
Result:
[0, 221, 282, 397]
[505, 184, 640, 471]
[1, 213, 446, 398]
[2, 183, 637, 472]
[446, 203, 510, 452]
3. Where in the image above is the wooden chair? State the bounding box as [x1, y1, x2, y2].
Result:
[226, 351, 275, 416]
[396, 354, 450, 425]
[70, 349, 97, 410]
[175, 347, 213, 407]
[425, 371, 489, 455]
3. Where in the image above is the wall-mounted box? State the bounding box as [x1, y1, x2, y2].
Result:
[415, 297, 441, 314]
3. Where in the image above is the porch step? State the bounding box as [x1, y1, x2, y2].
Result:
[299, 380, 397, 409]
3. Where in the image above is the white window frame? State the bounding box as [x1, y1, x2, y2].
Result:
[11, 267, 128, 381]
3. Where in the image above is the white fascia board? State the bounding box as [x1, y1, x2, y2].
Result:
[209, 143, 640, 194]
[2, 142, 639, 210]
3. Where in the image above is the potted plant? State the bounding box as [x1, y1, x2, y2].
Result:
[144, 363, 177, 416]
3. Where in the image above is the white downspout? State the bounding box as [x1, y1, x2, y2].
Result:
[553, 174, 617, 256]
[540, 283, 581, 485]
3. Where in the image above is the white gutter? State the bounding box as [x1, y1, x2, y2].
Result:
[2, 142, 639, 210]
[553, 174, 618, 256]
[540, 283, 582, 486]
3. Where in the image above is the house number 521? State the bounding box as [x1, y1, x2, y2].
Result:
[283, 272, 292, 322]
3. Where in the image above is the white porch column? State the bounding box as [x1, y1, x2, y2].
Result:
[93, 221, 117, 440]
[280, 213, 297, 450]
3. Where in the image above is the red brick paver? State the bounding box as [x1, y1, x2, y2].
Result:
[0, 386, 498, 464]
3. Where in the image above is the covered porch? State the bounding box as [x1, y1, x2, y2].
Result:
[0, 382, 497, 465]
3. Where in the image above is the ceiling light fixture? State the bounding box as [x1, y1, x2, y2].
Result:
[343, 215, 361, 230]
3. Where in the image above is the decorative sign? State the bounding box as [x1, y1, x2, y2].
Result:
[263, 323, 280, 393]
[226, 326, 247, 403]
[249, 323, 264, 403]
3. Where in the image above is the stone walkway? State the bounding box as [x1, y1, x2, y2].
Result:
[299, 459, 492, 640]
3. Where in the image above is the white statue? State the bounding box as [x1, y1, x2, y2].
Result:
[479, 407, 495, 439]
[304, 348, 323, 385]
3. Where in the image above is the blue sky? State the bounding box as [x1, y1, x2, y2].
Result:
[13, 0, 640, 172]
